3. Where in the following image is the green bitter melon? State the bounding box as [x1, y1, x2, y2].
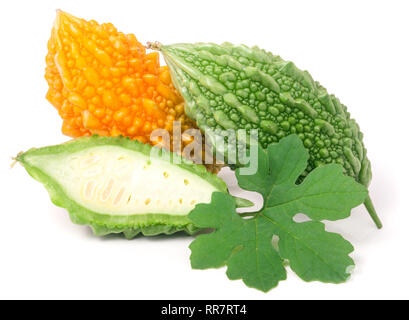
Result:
[16, 135, 250, 238]
[155, 42, 382, 228]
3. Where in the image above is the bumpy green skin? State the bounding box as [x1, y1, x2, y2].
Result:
[161, 43, 372, 187]
[17, 135, 230, 238]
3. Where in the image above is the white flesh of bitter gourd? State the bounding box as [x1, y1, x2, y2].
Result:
[17, 136, 243, 238]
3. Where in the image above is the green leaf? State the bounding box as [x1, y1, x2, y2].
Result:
[190, 193, 287, 291]
[188, 135, 368, 292]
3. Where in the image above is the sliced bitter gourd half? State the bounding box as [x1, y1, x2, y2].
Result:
[16, 136, 246, 238]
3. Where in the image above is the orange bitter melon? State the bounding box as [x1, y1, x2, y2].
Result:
[45, 11, 197, 148]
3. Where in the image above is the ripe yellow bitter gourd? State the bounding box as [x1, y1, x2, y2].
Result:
[45, 11, 196, 145]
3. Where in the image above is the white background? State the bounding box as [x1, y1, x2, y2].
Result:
[0, 0, 408, 300]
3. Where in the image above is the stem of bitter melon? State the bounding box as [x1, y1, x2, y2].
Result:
[234, 197, 254, 208]
[364, 196, 382, 229]
[10, 152, 23, 168]
[146, 41, 162, 51]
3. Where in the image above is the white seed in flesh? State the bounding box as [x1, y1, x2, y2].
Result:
[113, 187, 126, 206]
[83, 180, 95, 201]
[101, 178, 114, 202]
